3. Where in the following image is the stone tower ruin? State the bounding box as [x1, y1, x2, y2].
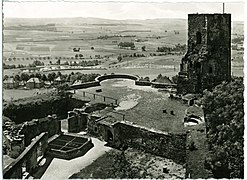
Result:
[177, 14, 231, 94]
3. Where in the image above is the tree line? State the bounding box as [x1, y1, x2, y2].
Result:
[157, 44, 186, 53]
[62, 60, 101, 67]
[4, 71, 100, 85]
[5, 54, 107, 62]
[3, 60, 44, 69]
[118, 42, 135, 50]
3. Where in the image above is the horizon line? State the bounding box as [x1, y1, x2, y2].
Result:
[4, 16, 244, 22]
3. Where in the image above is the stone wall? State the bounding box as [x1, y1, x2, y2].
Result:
[47, 136, 94, 160]
[67, 110, 88, 133]
[3, 132, 48, 179]
[70, 81, 100, 90]
[135, 81, 176, 88]
[3, 116, 26, 158]
[19, 115, 60, 146]
[112, 122, 187, 164]
[96, 74, 139, 82]
[4, 133, 25, 158]
[135, 81, 152, 86]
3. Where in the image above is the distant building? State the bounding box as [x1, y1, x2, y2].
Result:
[26, 78, 43, 89]
[3, 78, 19, 89]
[177, 13, 231, 94]
[95, 55, 101, 59]
[44, 81, 52, 87]
[54, 76, 63, 85]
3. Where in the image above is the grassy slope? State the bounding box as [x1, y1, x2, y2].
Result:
[69, 150, 118, 179]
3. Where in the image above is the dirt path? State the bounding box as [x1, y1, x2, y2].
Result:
[41, 137, 111, 180]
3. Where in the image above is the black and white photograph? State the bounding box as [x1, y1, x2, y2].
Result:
[1, 0, 245, 179]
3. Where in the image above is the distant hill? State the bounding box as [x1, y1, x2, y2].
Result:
[3, 17, 243, 35]
[4, 17, 187, 26]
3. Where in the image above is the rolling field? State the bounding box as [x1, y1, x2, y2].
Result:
[2, 17, 244, 84]
[3, 18, 187, 63]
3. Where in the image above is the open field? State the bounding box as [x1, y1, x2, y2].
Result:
[3, 18, 187, 61]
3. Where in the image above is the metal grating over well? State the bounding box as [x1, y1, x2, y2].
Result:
[48, 134, 94, 160]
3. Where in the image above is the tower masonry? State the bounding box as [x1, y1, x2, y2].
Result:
[177, 14, 231, 94]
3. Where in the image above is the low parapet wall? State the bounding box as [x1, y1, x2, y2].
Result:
[69, 81, 100, 90]
[96, 74, 139, 82]
[69, 73, 177, 91]
[135, 81, 177, 88]
[69, 73, 139, 90]
[135, 81, 152, 86]
[151, 82, 177, 88]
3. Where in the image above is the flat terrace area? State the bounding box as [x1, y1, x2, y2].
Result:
[74, 79, 188, 133]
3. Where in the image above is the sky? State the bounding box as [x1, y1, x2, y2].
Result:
[2, 1, 245, 21]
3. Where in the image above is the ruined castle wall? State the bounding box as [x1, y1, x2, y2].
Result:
[113, 122, 187, 164]
[20, 116, 60, 146]
[68, 112, 88, 133]
[177, 14, 231, 94]
[4, 134, 25, 158]
[3, 132, 48, 179]
[206, 14, 231, 81]
[188, 14, 207, 51]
